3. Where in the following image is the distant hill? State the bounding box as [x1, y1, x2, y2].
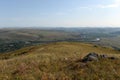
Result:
[111, 31, 120, 35]
[0, 29, 81, 41]
[0, 42, 120, 80]
[0, 28, 81, 53]
[0, 28, 120, 53]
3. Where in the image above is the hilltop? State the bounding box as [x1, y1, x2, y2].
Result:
[0, 42, 120, 80]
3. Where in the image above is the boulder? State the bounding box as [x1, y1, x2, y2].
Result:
[81, 52, 118, 63]
[82, 52, 99, 62]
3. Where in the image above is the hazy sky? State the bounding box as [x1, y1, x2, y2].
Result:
[0, 0, 120, 27]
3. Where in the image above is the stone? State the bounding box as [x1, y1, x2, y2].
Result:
[82, 52, 99, 62]
[81, 52, 118, 63]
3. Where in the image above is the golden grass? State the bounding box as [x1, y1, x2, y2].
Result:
[0, 42, 120, 80]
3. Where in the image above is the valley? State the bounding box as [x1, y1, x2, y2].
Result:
[0, 28, 120, 80]
[0, 28, 120, 53]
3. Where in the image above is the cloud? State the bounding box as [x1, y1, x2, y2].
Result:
[53, 0, 120, 15]
[98, 0, 120, 8]
[70, 0, 120, 12]
[77, 0, 120, 9]
[79, 7, 92, 10]
[55, 12, 66, 16]
[98, 4, 118, 8]
[68, 6, 92, 12]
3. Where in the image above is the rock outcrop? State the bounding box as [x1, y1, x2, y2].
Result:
[82, 52, 117, 62]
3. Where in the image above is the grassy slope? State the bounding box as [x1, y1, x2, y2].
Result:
[0, 42, 120, 80]
[99, 36, 120, 48]
[0, 29, 79, 41]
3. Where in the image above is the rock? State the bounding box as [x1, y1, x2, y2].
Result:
[82, 52, 99, 62]
[86, 52, 99, 57]
[87, 55, 99, 61]
[81, 52, 118, 63]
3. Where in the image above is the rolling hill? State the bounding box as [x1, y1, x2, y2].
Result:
[0, 28, 81, 53]
[0, 28, 120, 53]
[0, 42, 120, 80]
[0, 28, 80, 41]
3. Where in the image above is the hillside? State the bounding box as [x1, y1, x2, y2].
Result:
[0, 28, 120, 53]
[0, 28, 81, 53]
[0, 42, 120, 80]
[0, 29, 80, 41]
[95, 36, 120, 48]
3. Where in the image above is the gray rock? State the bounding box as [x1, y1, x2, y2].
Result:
[87, 55, 99, 61]
[82, 52, 99, 62]
[81, 52, 118, 63]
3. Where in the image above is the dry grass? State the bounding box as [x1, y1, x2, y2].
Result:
[0, 42, 120, 80]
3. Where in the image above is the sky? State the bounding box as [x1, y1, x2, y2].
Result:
[0, 0, 120, 28]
